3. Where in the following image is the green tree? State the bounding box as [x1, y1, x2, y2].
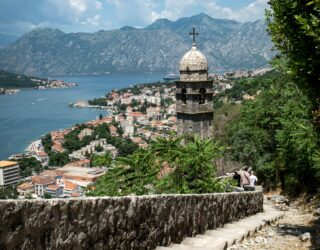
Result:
[63, 126, 95, 152]
[141, 100, 148, 114]
[89, 148, 158, 196]
[49, 152, 70, 166]
[42, 134, 52, 153]
[91, 152, 112, 167]
[88, 98, 108, 106]
[157, 136, 225, 194]
[130, 98, 140, 107]
[94, 123, 110, 139]
[119, 103, 127, 112]
[95, 144, 103, 152]
[116, 139, 138, 156]
[266, 0, 320, 105]
[89, 135, 225, 196]
[43, 192, 52, 199]
[0, 185, 19, 199]
[17, 157, 43, 177]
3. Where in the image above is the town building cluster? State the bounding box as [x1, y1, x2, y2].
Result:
[106, 84, 178, 142]
[17, 161, 105, 198]
[3, 83, 180, 198]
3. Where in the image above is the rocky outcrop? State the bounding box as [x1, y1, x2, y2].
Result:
[0, 13, 274, 76]
[0, 192, 263, 249]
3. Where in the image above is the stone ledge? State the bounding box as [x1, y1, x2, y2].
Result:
[0, 192, 263, 250]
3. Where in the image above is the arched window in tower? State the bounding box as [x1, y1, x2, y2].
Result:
[181, 88, 187, 104]
[199, 88, 206, 104]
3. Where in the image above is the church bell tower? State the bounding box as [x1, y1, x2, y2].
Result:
[176, 28, 213, 139]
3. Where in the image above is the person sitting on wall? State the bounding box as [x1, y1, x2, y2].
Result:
[233, 171, 241, 187]
[242, 167, 254, 191]
[232, 171, 246, 192]
[250, 170, 258, 187]
[243, 167, 251, 184]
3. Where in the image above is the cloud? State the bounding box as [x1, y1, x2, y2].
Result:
[0, 0, 110, 35]
[105, 0, 268, 29]
[106, 0, 161, 27]
[225, 0, 269, 22]
[159, 0, 197, 20]
[69, 0, 87, 13]
[0, 0, 268, 36]
[83, 15, 101, 26]
[158, 0, 268, 22]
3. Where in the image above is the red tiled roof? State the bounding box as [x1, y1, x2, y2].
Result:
[127, 112, 143, 117]
[39, 170, 58, 178]
[64, 159, 90, 168]
[32, 176, 55, 185]
[64, 180, 78, 191]
[46, 184, 60, 191]
[17, 182, 33, 190]
[37, 151, 48, 157]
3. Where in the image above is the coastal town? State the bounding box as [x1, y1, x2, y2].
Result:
[0, 68, 270, 199]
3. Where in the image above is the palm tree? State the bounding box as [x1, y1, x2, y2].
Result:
[150, 135, 182, 163]
[172, 135, 225, 193]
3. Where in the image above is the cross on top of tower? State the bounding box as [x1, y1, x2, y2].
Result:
[189, 27, 199, 45]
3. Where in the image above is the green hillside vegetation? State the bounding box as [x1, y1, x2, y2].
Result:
[226, 73, 320, 195]
[224, 0, 320, 196]
[0, 70, 48, 88]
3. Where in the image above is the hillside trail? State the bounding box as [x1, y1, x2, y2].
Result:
[228, 192, 320, 250]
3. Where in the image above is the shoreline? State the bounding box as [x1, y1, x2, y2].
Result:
[69, 100, 115, 112]
[0, 80, 77, 96]
[0, 73, 165, 160]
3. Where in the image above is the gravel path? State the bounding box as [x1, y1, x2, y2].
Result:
[228, 195, 320, 250]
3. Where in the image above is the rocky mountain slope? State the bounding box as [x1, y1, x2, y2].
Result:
[0, 13, 274, 76]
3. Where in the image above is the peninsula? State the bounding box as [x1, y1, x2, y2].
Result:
[0, 70, 77, 94]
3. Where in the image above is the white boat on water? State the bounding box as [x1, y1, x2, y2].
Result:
[163, 73, 179, 81]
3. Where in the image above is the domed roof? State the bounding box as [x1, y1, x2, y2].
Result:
[179, 43, 208, 72]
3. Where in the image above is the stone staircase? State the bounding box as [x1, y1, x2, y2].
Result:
[156, 204, 284, 250]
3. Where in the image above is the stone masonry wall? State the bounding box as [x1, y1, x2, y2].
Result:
[0, 192, 263, 250]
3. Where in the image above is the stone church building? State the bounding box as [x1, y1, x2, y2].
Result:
[176, 28, 213, 139]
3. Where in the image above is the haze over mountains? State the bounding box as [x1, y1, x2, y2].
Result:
[0, 13, 274, 76]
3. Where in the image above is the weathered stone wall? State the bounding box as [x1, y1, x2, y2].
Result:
[177, 113, 213, 138]
[0, 192, 263, 250]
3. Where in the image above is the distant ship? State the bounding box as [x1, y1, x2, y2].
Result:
[163, 73, 179, 81]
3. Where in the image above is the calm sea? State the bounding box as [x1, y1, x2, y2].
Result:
[0, 73, 163, 159]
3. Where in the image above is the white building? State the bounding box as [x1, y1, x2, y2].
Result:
[0, 161, 20, 187]
[78, 128, 94, 140]
[32, 176, 56, 197]
[34, 151, 49, 166]
[120, 120, 134, 136]
[147, 96, 161, 106]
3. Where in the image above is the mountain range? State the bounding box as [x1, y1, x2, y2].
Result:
[0, 13, 274, 76]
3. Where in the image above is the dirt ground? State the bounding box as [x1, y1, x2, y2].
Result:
[228, 193, 320, 250]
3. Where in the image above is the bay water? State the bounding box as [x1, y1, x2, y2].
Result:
[0, 73, 162, 159]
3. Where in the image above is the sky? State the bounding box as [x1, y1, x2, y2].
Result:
[0, 0, 269, 36]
